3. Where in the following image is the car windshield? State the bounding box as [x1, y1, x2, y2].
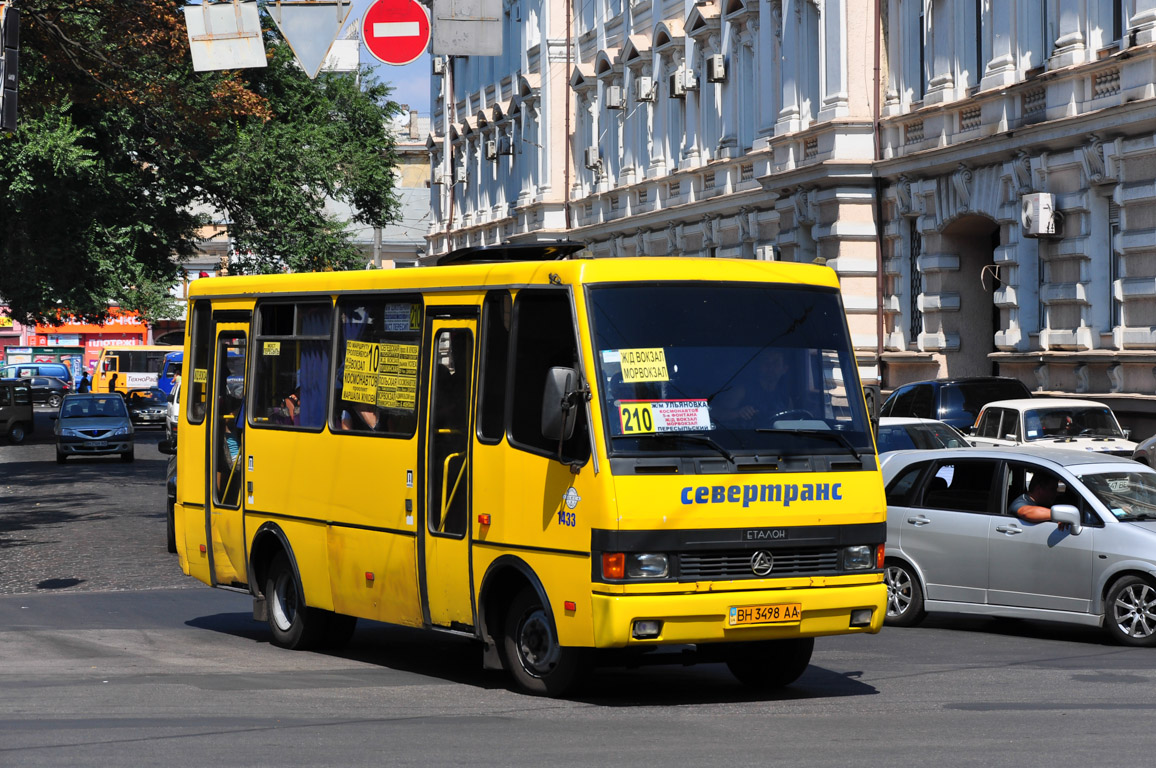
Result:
[128, 389, 166, 405]
[1023, 407, 1124, 440]
[1077, 469, 1156, 521]
[61, 396, 128, 418]
[877, 422, 969, 453]
[939, 381, 1028, 418]
[586, 282, 873, 459]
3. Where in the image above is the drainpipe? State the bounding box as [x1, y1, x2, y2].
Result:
[564, 0, 573, 229]
[872, 0, 886, 387]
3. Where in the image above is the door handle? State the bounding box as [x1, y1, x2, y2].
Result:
[906, 515, 931, 526]
[995, 524, 1022, 535]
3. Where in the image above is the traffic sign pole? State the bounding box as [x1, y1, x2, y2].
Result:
[362, 0, 431, 67]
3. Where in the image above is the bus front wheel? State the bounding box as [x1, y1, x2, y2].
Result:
[502, 588, 583, 697]
[265, 552, 326, 650]
[724, 637, 814, 689]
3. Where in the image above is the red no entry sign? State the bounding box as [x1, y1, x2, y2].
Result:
[363, 0, 431, 66]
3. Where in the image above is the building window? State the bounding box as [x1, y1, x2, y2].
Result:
[909, 220, 923, 344]
[1110, 200, 1122, 328]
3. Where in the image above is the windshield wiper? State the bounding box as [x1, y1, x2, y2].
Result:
[755, 428, 862, 461]
[611, 432, 734, 462]
[1119, 512, 1156, 522]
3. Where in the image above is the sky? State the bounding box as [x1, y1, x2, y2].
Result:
[346, 0, 431, 116]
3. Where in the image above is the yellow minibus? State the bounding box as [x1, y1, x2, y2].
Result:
[173, 249, 887, 695]
[94, 345, 172, 394]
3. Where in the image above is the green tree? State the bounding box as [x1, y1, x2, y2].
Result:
[0, 0, 402, 324]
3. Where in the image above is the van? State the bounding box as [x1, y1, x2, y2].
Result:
[1, 362, 73, 383]
[0, 378, 35, 444]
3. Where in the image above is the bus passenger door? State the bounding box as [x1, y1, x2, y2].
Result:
[208, 323, 250, 588]
[422, 319, 476, 629]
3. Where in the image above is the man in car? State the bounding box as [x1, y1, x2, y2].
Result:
[1009, 473, 1066, 528]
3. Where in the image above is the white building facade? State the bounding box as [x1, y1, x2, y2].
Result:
[427, 0, 1156, 430]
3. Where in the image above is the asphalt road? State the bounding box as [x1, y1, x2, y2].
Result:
[3, 411, 1156, 766]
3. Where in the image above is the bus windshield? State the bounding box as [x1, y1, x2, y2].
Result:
[587, 282, 873, 459]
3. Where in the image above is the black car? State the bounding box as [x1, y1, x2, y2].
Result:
[880, 376, 1032, 432]
[27, 376, 71, 409]
[124, 387, 169, 427]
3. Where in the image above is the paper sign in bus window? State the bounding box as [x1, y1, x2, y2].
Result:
[193, 368, 208, 384]
[384, 303, 422, 332]
[263, 341, 281, 356]
[619, 399, 712, 433]
[619, 348, 669, 383]
[343, 341, 378, 405]
[377, 342, 419, 410]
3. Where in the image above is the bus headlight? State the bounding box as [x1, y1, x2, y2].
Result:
[626, 553, 669, 579]
[842, 545, 873, 571]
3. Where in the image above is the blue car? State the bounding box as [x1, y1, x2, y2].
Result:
[880, 376, 1032, 432]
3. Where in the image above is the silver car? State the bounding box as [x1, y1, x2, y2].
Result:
[55, 393, 135, 463]
[882, 446, 1156, 646]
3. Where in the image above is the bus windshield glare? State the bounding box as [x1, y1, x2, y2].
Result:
[587, 283, 873, 459]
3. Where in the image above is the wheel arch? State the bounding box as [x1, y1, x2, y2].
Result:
[884, 551, 927, 592]
[249, 522, 301, 602]
[1096, 565, 1156, 614]
[477, 555, 552, 670]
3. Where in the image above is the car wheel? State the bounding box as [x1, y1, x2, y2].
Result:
[121, 450, 135, 462]
[55, 449, 66, 463]
[885, 560, 926, 627]
[48, 394, 62, 409]
[1104, 576, 1156, 647]
[502, 587, 583, 696]
[724, 637, 814, 689]
[8, 423, 26, 444]
[265, 552, 326, 650]
[165, 498, 177, 554]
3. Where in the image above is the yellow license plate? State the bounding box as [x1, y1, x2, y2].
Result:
[727, 603, 802, 627]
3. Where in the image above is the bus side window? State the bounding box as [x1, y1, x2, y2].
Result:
[252, 301, 332, 429]
[187, 302, 212, 423]
[477, 290, 512, 443]
[507, 289, 590, 464]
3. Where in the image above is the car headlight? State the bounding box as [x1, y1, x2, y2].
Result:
[113, 426, 131, 436]
[626, 553, 669, 579]
[60, 428, 80, 437]
[842, 545, 874, 571]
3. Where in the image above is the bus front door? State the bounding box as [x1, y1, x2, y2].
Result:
[422, 319, 476, 629]
[208, 324, 249, 588]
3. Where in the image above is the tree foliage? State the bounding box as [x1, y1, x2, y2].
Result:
[0, 0, 403, 324]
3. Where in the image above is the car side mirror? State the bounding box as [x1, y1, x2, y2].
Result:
[157, 439, 175, 456]
[1051, 504, 1082, 536]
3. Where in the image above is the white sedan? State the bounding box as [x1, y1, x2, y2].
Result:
[969, 398, 1136, 458]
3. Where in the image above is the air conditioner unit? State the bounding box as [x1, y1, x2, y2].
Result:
[1021, 192, 1063, 237]
[669, 71, 686, 99]
[636, 76, 655, 102]
[584, 146, 602, 171]
[706, 54, 726, 83]
[497, 135, 513, 155]
[485, 140, 498, 161]
[431, 170, 444, 185]
[682, 66, 698, 91]
[453, 164, 467, 185]
[606, 84, 624, 109]
[432, 57, 446, 76]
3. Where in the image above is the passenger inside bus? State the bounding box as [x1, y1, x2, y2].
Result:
[713, 347, 803, 423]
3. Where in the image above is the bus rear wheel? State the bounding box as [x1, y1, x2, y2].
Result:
[265, 552, 327, 650]
[502, 587, 583, 697]
[724, 637, 814, 690]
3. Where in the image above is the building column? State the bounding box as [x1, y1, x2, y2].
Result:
[982, 0, 1017, 89]
[924, 0, 955, 103]
[1052, 0, 1088, 67]
[775, 0, 802, 135]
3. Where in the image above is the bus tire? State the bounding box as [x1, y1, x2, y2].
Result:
[724, 637, 814, 690]
[265, 552, 325, 650]
[502, 587, 583, 697]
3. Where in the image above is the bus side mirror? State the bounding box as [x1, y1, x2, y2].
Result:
[541, 367, 579, 443]
[158, 439, 175, 456]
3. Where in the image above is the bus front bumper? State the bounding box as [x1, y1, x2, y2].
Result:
[590, 582, 887, 648]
